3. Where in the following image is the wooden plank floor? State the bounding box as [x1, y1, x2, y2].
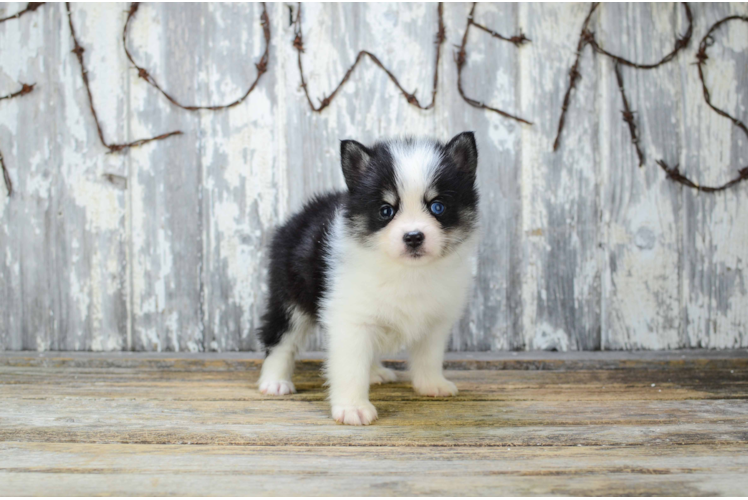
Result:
[1, 351, 747, 496]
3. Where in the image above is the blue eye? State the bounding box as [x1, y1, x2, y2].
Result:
[379, 204, 395, 219]
[430, 201, 445, 216]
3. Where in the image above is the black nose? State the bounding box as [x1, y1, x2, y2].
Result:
[403, 231, 425, 249]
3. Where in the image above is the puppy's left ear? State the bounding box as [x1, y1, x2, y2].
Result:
[340, 140, 372, 192]
[445, 132, 478, 179]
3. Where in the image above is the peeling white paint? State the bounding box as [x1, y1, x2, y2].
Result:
[532, 323, 570, 351]
[211, 198, 262, 340]
[90, 330, 123, 351]
[74, 179, 122, 233]
[69, 262, 91, 325]
[0, 183, 7, 218]
[1, 2, 747, 352]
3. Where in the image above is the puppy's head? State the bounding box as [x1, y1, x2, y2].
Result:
[340, 132, 479, 265]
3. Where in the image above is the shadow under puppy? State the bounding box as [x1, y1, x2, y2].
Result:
[258, 132, 480, 425]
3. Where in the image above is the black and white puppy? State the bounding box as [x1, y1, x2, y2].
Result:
[258, 132, 479, 425]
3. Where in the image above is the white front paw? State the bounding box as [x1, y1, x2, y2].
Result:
[370, 364, 398, 385]
[259, 379, 296, 396]
[413, 376, 458, 397]
[332, 401, 378, 426]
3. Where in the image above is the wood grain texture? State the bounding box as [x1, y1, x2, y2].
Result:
[2, 443, 747, 496]
[1, 355, 747, 495]
[518, 3, 602, 351]
[4, 348, 747, 370]
[126, 3, 205, 352]
[0, 3, 746, 352]
[1, 3, 130, 351]
[679, 4, 748, 348]
[599, 3, 684, 349]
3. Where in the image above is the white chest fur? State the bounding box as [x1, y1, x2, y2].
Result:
[321, 217, 477, 351]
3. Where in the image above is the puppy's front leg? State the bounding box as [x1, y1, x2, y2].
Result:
[327, 323, 378, 425]
[409, 324, 458, 397]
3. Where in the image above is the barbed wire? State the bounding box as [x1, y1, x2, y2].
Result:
[1, 2, 44, 195]
[123, 2, 271, 111]
[550, 2, 747, 194]
[552, 2, 600, 152]
[0, 83, 34, 102]
[0, 2, 44, 24]
[292, 2, 445, 112]
[0, 82, 36, 195]
[554, 3, 693, 153]
[613, 63, 644, 167]
[65, 2, 182, 154]
[455, 2, 532, 125]
[2, 3, 746, 196]
[0, 150, 10, 196]
[657, 14, 748, 192]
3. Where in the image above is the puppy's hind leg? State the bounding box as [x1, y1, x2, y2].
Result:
[370, 360, 398, 385]
[258, 307, 314, 396]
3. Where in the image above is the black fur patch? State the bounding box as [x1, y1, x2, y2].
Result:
[432, 133, 479, 234]
[342, 141, 400, 238]
[257, 192, 344, 349]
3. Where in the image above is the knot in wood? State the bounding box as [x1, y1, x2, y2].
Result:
[581, 29, 595, 46]
[436, 25, 446, 45]
[658, 160, 679, 176]
[455, 49, 466, 68]
[20, 83, 35, 95]
[695, 48, 709, 65]
[621, 110, 636, 123]
[293, 34, 305, 53]
[510, 33, 529, 47]
[569, 65, 581, 82]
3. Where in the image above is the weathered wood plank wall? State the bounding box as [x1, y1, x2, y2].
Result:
[0, 2, 746, 352]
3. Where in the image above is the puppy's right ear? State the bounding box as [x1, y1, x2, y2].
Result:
[340, 140, 372, 191]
